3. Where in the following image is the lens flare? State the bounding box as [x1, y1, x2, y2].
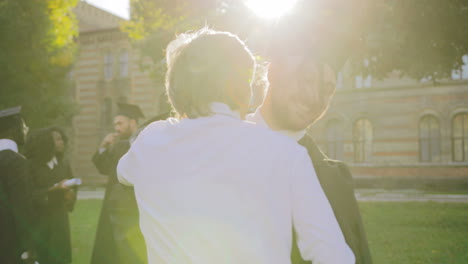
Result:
[246, 0, 298, 19]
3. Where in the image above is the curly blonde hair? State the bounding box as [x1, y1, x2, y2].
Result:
[165, 28, 255, 118]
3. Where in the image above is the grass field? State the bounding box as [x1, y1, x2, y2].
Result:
[70, 200, 468, 264]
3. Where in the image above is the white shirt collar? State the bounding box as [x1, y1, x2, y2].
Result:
[246, 108, 306, 142]
[0, 139, 19, 153]
[209, 102, 241, 119]
[47, 156, 58, 169]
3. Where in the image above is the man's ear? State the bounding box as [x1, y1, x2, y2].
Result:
[130, 119, 138, 129]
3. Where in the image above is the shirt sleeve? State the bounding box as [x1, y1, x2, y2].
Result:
[291, 148, 355, 264]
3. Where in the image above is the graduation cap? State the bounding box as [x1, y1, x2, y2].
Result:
[0, 106, 22, 133]
[116, 103, 145, 120]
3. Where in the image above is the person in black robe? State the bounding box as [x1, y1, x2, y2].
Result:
[91, 103, 150, 264]
[25, 127, 75, 264]
[0, 106, 36, 264]
[50, 127, 77, 212]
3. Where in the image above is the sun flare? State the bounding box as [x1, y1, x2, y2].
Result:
[246, 0, 298, 19]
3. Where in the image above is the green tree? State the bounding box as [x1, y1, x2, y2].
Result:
[362, 0, 468, 82]
[122, 0, 218, 81]
[0, 0, 79, 129]
[124, 0, 468, 83]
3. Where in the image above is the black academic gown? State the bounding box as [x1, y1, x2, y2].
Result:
[31, 159, 73, 264]
[291, 135, 373, 264]
[91, 140, 147, 264]
[0, 149, 34, 264]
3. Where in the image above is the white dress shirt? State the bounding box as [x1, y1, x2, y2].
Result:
[47, 156, 58, 169]
[246, 109, 306, 141]
[0, 138, 19, 153]
[118, 103, 354, 264]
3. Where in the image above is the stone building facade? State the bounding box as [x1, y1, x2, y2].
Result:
[71, 2, 168, 184]
[311, 65, 468, 183]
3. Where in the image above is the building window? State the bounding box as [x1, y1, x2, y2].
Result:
[451, 55, 468, 80]
[463, 55, 468, 80]
[325, 119, 344, 160]
[355, 59, 372, 88]
[119, 51, 129, 77]
[353, 119, 373, 163]
[419, 115, 441, 162]
[355, 75, 372, 88]
[452, 113, 468, 162]
[102, 98, 113, 131]
[104, 52, 113, 80]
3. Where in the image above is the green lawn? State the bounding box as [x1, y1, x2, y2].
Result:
[70, 200, 468, 264]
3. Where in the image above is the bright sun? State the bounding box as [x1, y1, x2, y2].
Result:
[246, 0, 298, 19]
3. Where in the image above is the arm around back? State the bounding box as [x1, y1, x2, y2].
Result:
[291, 148, 355, 264]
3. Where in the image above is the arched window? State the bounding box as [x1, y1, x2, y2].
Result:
[119, 50, 129, 77]
[355, 75, 372, 88]
[452, 113, 468, 161]
[419, 115, 441, 162]
[325, 119, 344, 160]
[353, 119, 373, 163]
[104, 52, 113, 80]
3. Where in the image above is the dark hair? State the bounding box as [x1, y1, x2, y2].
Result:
[49, 126, 68, 160]
[24, 128, 55, 164]
[49, 126, 68, 145]
[165, 28, 255, 118]
[0, 116, 26, 145]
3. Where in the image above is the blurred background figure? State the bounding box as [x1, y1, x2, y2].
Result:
[49, 126, 78, 211]
[91, 103, 147, 264]
[0, 106, 36, 264]
[25, 127, 76, 264]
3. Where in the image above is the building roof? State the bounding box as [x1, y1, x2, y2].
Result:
[74, 1, 126, 33]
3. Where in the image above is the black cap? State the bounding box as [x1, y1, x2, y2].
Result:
[0, 106, 22, 133]
[116, 103, 145, 120]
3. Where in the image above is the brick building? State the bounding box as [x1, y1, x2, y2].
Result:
[310, 64, 468, 184]
[71, 2, 168, 184]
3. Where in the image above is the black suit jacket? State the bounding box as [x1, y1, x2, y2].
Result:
[91, 140, 130, 264]
[291, 135, 373, 264]
[91, 140, 147, 264]
[29, 159, 73, 264]
[0, 149, 33, 264]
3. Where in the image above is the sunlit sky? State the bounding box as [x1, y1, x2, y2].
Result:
[85, 0, 296, 20]
[246, 0, 297, 19]
[86, 0, 130, 19]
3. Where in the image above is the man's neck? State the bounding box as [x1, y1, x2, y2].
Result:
[259, 101, 282, 131]
[258, 105, 306, 142]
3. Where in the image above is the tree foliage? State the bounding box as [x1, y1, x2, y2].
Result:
[122, 0, 218, 80]
[0, 0, 79, 129]
[363, 0, 468, 81]
[124, 0, 468, 82]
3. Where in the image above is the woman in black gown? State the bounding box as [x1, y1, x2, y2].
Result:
[25, 127, 75, 264]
